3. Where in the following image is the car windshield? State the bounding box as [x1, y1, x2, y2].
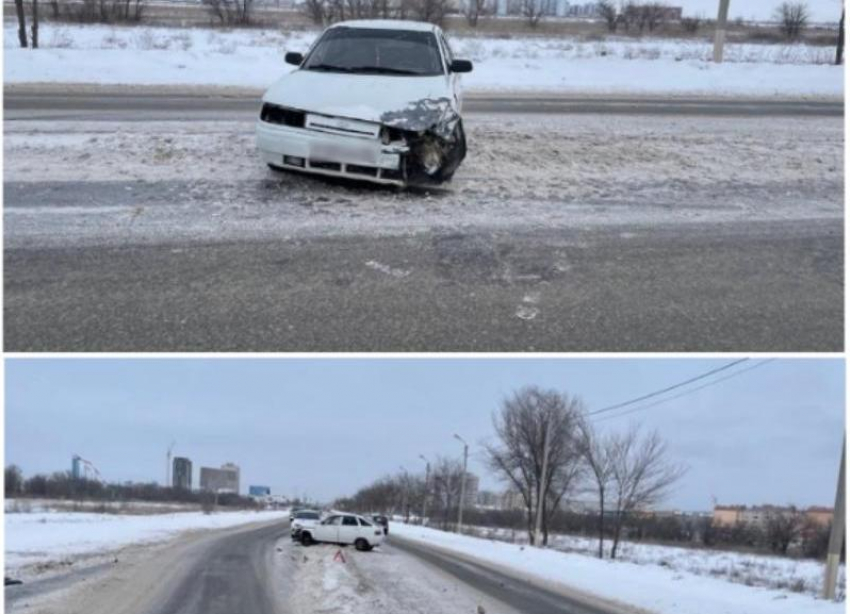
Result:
[295, 512, 319, 520]
[303, 27, 443, 77]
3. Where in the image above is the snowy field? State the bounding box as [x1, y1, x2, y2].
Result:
[4, 23, 843, 97]
[391, 523, 845, 614]
[5, 507, 289, 575]
[463, 525, 841, 600]
[5, 497, 201, 514]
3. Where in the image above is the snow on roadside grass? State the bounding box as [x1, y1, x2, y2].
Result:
[5, 509, 289, 573]
[391, 523, 845, 614]
[3, 23, 843, 97]
[463, 525, 841, 601]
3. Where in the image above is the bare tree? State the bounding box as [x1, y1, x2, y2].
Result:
[521, 0, 545, 28]
[578, 420, 615, 559]
[15, 0, 28, 48]
[642, 2, 667, 32]
[5, 465, 23, 497]
[607, 426, 686, 559]
[464, 0, 489, 27]
[31, 0, 39, 48]
[765, 506, 804, 555]
[597, 0, 618, 32]
[775, 1, 809, 40]
[203, 0, 253, 25]
[837, 9, 845, 65]
[413, 0, 451, 26]
[486, 386, 585, 545]
[430, 457, 465, 529]
[681, 16, 701, 34]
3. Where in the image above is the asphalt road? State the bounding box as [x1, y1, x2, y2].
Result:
[148, 521, 288, 614]
[5, 220, 842, 352]
[390, 537, 615, 614]
[4, 91, 844, 352]
[4, 90, 844, 122]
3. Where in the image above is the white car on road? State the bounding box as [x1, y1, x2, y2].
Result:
[256, 20, 472, 187]
[299, 513, 385, 551]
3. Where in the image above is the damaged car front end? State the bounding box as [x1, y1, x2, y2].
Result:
[256, 20, 472, 187]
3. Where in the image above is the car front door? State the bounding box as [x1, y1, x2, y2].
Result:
[338, 515, 361, 544]
[315, 515, 341, 543]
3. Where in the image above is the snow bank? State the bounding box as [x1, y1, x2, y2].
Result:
[390, 523, 845, 614]
[4, 24, 843, 97]
[5, 509, 289, 572]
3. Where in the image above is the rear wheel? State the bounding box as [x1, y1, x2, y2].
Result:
[354, 538, 371, 552]
[300, 532, 314, 546]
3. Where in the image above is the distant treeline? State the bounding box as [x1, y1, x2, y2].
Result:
[4, 464, 258, 509]
[458, 507, 834, 561]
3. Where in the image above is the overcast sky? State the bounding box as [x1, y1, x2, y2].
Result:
[5, 358, 844, 511]
[675, 0, 842, 22]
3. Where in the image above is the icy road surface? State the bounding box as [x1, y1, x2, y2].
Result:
[4, 99, 843, 352]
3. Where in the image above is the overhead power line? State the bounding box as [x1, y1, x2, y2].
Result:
[591, 359, 776, 423]
[586, 358, 750, 418]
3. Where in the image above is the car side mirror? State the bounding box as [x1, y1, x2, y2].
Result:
[450, 59, 473, 73]
[285, 52, 304, 66]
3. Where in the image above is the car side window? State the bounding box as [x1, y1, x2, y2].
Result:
[342, 516, 358, 526]
[359, 518, 373, 527]
[323, 515, 342, 525]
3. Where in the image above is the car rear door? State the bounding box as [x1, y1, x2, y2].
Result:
[338, 515, 361, 544]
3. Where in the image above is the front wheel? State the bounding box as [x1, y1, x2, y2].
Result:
[300, 532, 314, 546]
[354, 538, 372, 552]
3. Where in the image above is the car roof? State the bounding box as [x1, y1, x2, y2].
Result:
[330, 19, 438, 33]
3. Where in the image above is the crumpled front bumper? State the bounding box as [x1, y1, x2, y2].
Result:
[256, 120, 409, 186]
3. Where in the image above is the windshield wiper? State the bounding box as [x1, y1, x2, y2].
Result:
[348, 66, 421, 75]
[306, 64, 355, 73]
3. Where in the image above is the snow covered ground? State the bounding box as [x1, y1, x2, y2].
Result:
[5, 497, 201, 514]
[391, 523, 845, 614]
[5, 507, 289, 575]
[464, 525, 841, 600]
[4, 23, 843, 97]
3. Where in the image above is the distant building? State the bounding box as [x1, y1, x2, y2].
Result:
[71, 455, 82, 480]
[501, 488, 526, 511]
[249, 485, 271, 497]
[172, 457, 192, 490]
[476, 490, 500, 508]
[200, 463, 240, 494]
[713, 504, 834, 528]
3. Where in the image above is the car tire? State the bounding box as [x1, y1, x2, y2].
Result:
[300, 532, 313, 546]
[354, 538, 371, 552]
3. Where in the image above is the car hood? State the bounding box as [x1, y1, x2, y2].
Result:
[262, 70, 458, 132]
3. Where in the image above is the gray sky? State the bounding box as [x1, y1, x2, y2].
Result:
[675, 0, 842, 22]
[5, 358, 844, 511]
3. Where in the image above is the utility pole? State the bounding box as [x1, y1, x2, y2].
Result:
[836, 9, 845, 66]
[166, 441, 175, 488]
[455, 434, 469, 534]
[399, 466, 410, 523]
[419, 454, 430, 525]
[713, 0, 731, 63]
[533, 418, 552, 546]
[823, 436, 845, 600]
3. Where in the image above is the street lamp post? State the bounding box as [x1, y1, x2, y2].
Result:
[399, 466, 410, 523]
[454, 434, 469, 534]
[419, 454, 430, 526]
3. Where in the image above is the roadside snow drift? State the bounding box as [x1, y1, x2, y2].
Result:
[390, 523, 845, 614]
[4, 24, 844, 98]
[5, 509, 288, 573]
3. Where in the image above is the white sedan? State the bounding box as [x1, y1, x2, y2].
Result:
[299, 513, 385, 551]
[256, 20, 472, 187]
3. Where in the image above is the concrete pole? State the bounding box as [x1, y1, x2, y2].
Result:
[713, 0, 731, 63]
[534, 420, 552, 546]
[455, 434, 469, 534]
[823, 436, 846, 600]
